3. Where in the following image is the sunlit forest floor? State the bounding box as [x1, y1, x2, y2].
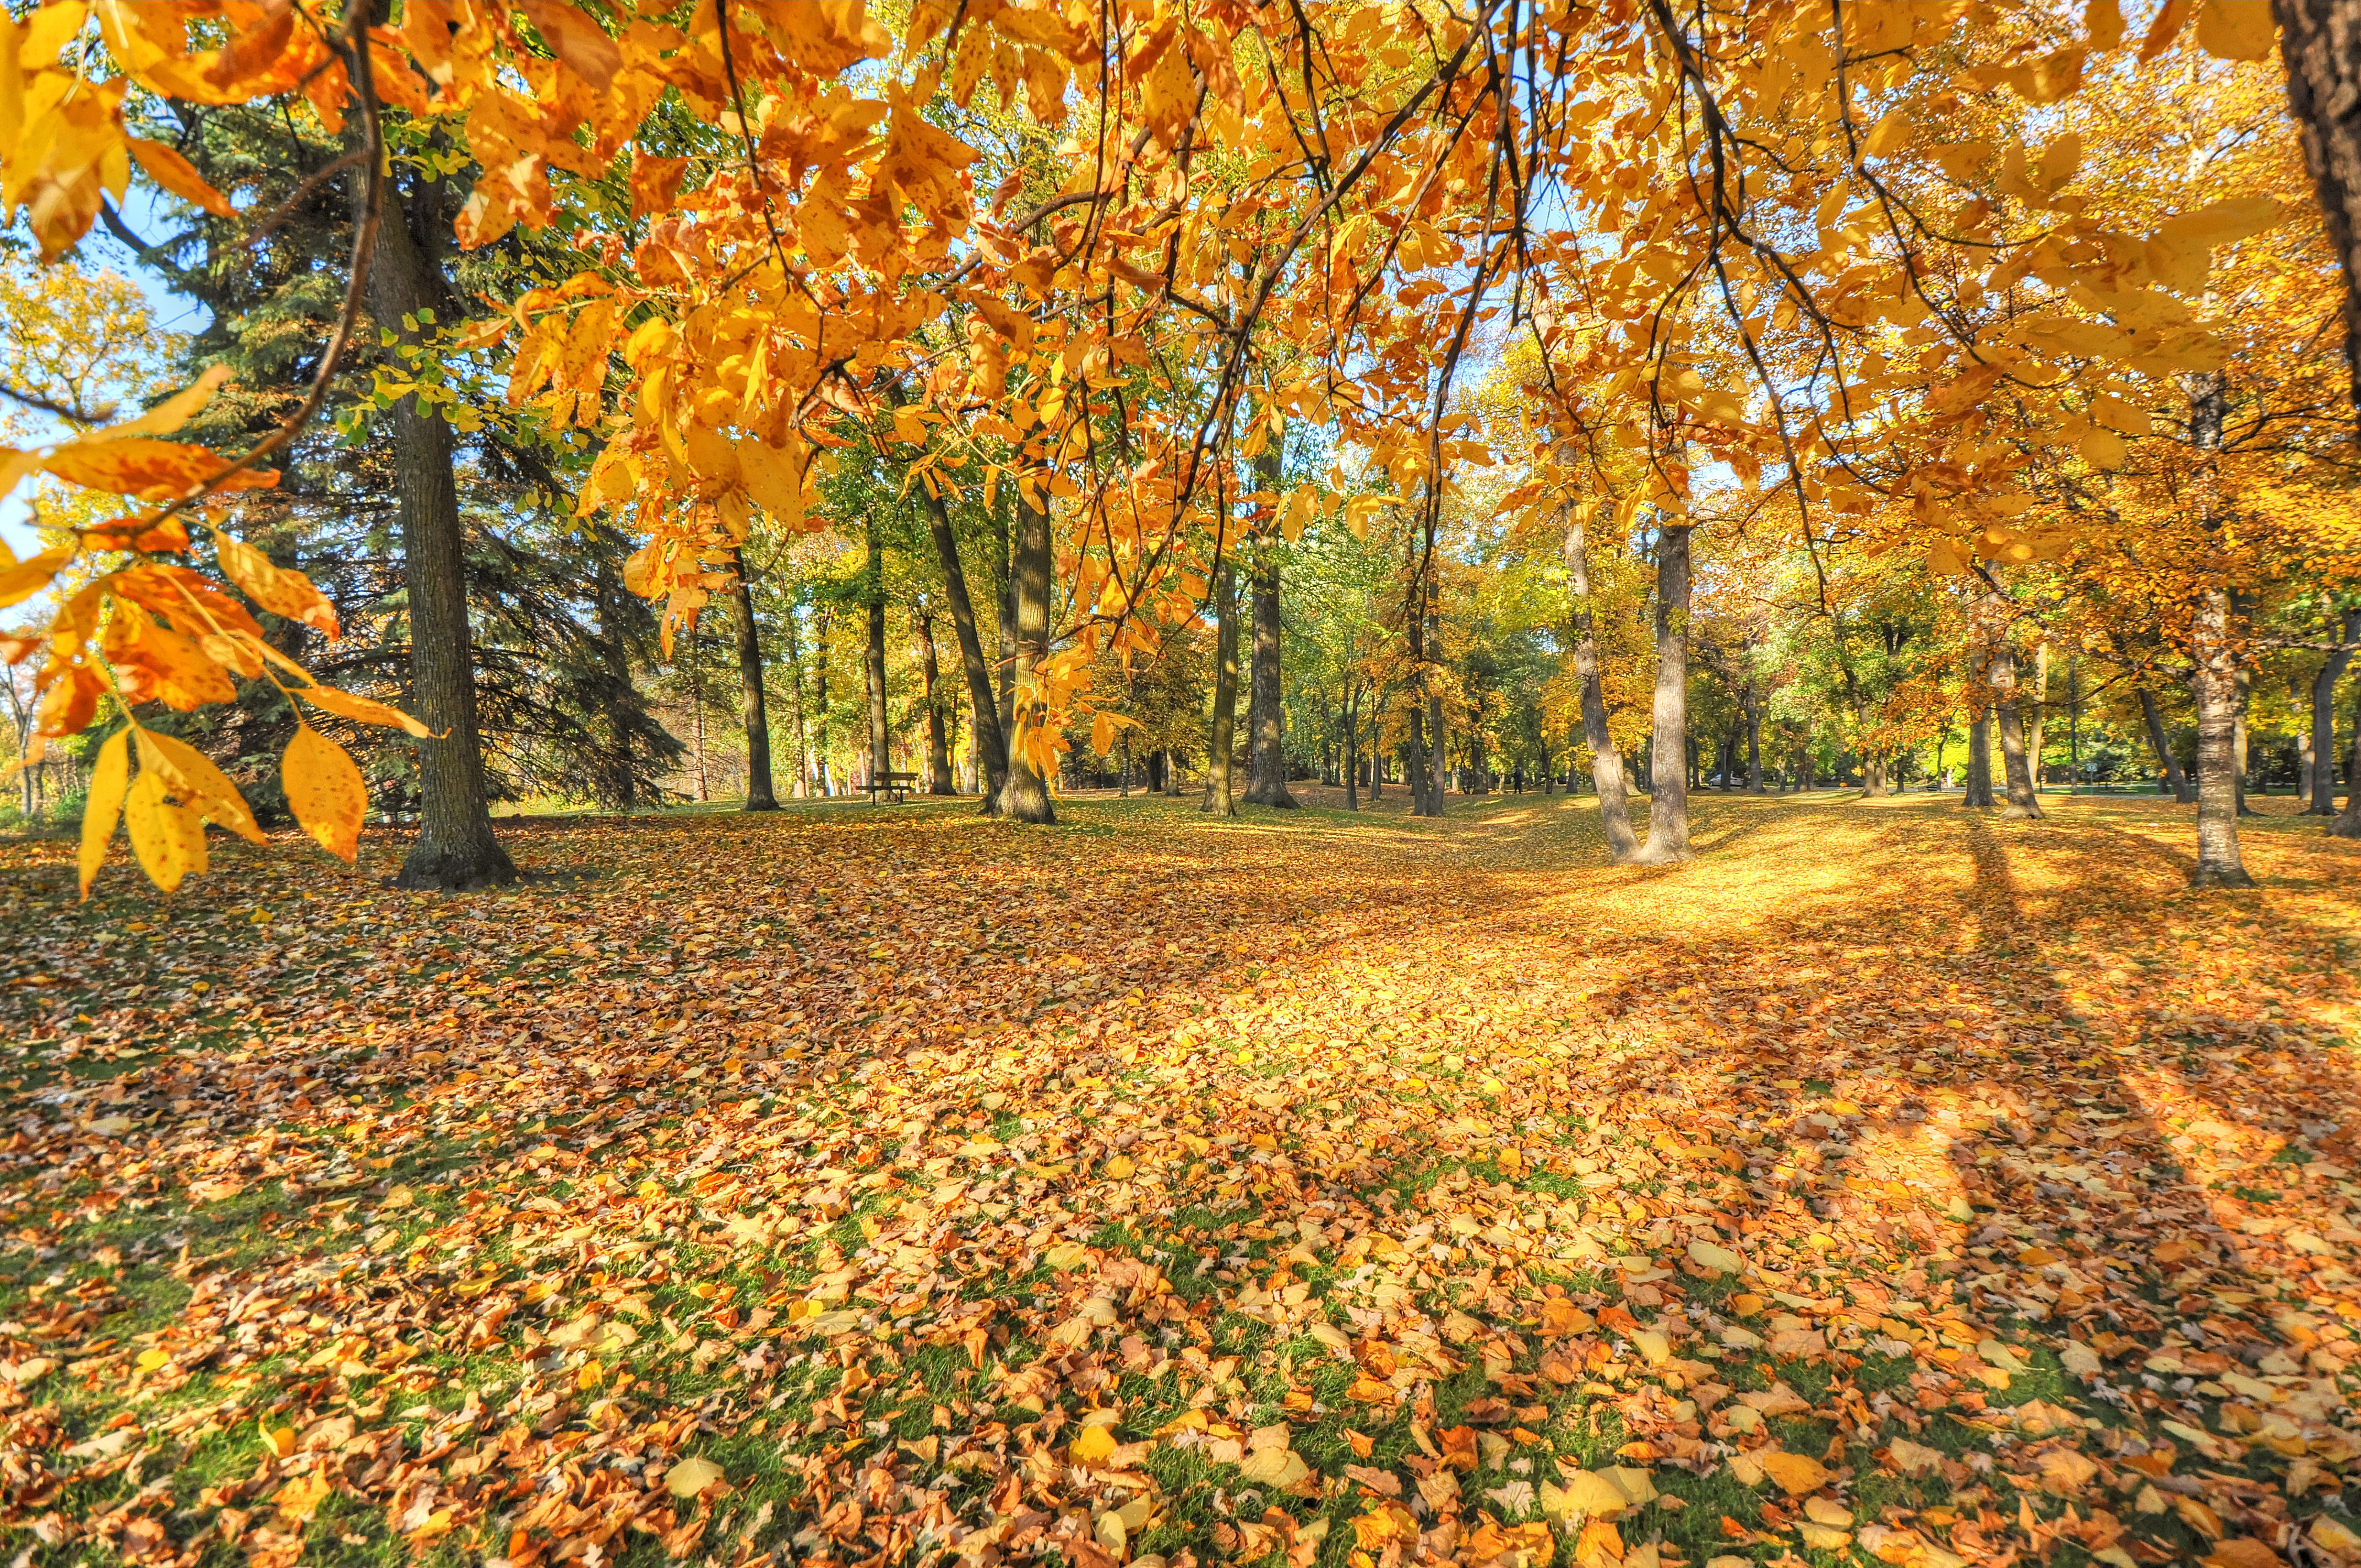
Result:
[0, 790, 2357, 1568]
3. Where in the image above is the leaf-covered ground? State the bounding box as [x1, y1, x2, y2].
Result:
[1, 790, 2358, 1568]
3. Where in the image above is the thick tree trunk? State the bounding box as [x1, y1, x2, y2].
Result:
[998, 491, 1055, 823]
[917, 609, 954, 794]
[1963, 709, 1995, 808]
[1745, 700, 1762, 792]
[1567, 507, 1640, 858]
[1203, 559, 1239, 816]
[727, 549, 778, 811]
[2187, 369, 2251, 884]
[2139, 685, 2195, 802]
[916, 487, 1009, 808]
[2192, 586, 2256, 885]
[1243, 543, 1297, 807]
[373, 171, 514, 890]
[864, 521, 890, 793]
[991, 494, 1018, 751]
[1988, 634, 2044, 819]
[2271, 0, 2361, 436]
[1634, 524, 1694, 863]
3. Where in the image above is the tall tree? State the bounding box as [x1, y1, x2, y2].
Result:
[1633, 523, 1693, 863]
[2305, 608, 2358, 814]
[1204, 559, 1241, 816]
[999, 491, 1055, 824]
[368, 161, 512, 890]
[1568, 504, 1640, 859]
[2139, 686, 2197, 803]
[726, 549, 777, 812]
[915, 605, 955, 795]
[1243, 539, 1298, 808]
[916, 487, 1010, 808]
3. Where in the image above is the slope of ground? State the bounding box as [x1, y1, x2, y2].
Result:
[0, 791, 2357, 1568]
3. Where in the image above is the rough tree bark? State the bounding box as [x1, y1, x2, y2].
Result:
[2316, 609, 2360, 815]
[916, 608, 954, 794]
[372, 165, 514, 890]
[1963, 706, 1995, 808]
[915, 487, 1009, 808]
[2271, 0, 2361, 435]
[1566, 503, 1640, 858]
[1633, 523, 1694, 863]
[726, 548, 777, 812]
[1745, 696, 1762, 792]
[1243, 540, 1298, 808]
[999, 491, 1056, 823]
[2186, 370, 2253, 886]
[1988, 633, 2044, 820]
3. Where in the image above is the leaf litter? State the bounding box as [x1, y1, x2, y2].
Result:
[0, 792, 2357, 1568]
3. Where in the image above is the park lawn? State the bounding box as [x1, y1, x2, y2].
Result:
[0, 790, 2356, 1568]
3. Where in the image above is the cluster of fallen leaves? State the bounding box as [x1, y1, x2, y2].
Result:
[0, 790, 2356, 1568]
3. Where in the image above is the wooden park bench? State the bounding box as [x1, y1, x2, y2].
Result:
[866, 771, 922, 804]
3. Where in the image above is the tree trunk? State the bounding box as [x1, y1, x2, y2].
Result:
[1344, 693, 1360, 810]
[1426, 678, 1448, 816]
[727, 548, 778, 811]
[1203, 558, 1239, 816]
[591, 547, 637, 810]
[2314, 611, 2360, 814]
[811, 606, 832, 796]
[373, 169, 514, 890]
[1988, 632, 2044, 819]
[2188, 369, 2252, 885]
[2335, 674, 2361, 837]
[991, 491, 1018, 750]
[1243, 542, 1298, 807]
[2027, 640, 2049, 793]
[1963, 707, 1995, 808]
[784, 605, 812, 798]
[2234, 663, 2258, 812]
[917, 608, 954, 794]
[864, 520, 890, 794]
[1634, 523, 1694, 863]
[998, 489, 1056, 823]
[2193, 586, 2255, 883]
[1566, 507, 1640, 858]
[2139, 685, 2195, 802]
[1745, 699, 1762, 792]
[2271, 0, 2361, 438]
[916, 486, 1009, 808]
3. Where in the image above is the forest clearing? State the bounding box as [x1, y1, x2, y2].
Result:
[11, 0, 2361, 1562]
[0, 794, 2357, 1568]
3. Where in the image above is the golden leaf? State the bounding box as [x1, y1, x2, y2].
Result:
[295, 683, 434, 738]
[2196, 0, 2275, 59]
[283, 723, 366, 863]
[128, 137, 234, 216]
[78, 727, 129, 899]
